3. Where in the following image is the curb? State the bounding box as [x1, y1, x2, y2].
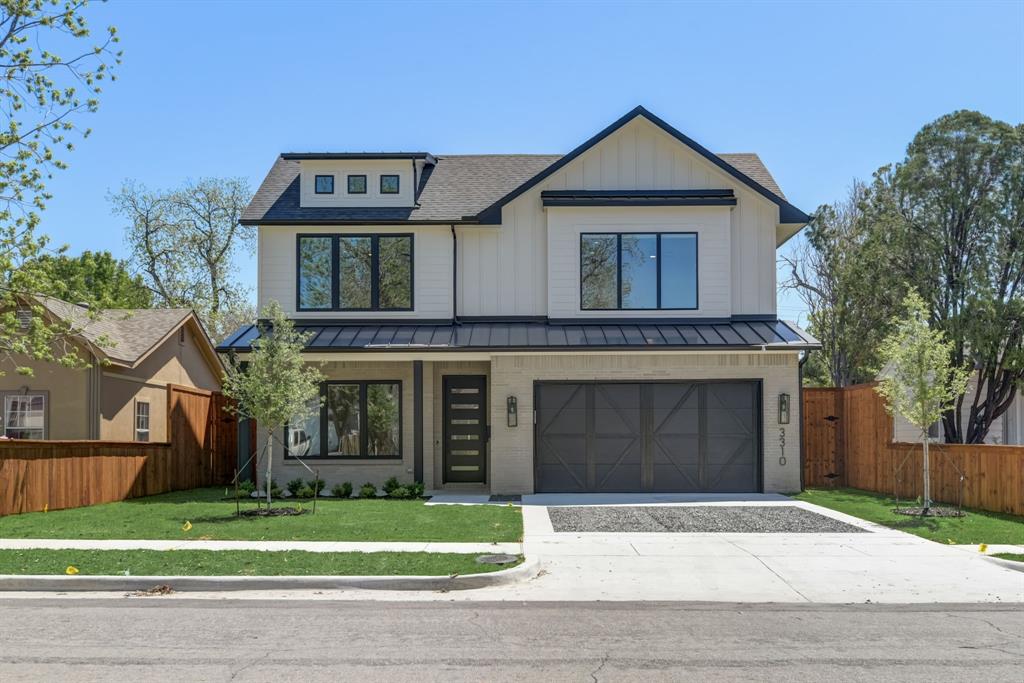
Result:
[982, 555, 1024, 574]
[0, 556, 539, 592]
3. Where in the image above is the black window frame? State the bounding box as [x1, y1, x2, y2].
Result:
[579, 231, 699, 311]
[285, 380, 403, 460]
[379, 174, 400, 195]
[314, 174, 335, 194]
[296, 233, 414, 312]
[347, 174, 367, 194]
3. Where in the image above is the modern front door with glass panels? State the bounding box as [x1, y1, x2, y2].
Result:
[443, 375, 487, 483]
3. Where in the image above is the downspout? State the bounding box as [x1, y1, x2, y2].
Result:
[450, 224, 459, 325]
[798, 349, 811, 492]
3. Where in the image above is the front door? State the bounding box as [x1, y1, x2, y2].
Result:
[443, 375, 487, 483]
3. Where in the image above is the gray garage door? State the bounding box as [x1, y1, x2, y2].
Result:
[534, 381, 760, 493]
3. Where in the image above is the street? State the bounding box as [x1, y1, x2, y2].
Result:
[0, 599, 1021, 681]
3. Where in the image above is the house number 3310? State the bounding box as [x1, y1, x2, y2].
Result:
[778, 427, 786, 466]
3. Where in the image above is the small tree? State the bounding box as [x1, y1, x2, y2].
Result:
[876, 291, 969, 512]
[221, 300, 322, 507]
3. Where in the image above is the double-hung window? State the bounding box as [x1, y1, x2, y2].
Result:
[135, 401, 151, 442]
[297, 234, 413, 311]
[286, 381, 401, 459]
[4, 393, 45, 439]
[580, 232, 697, 310]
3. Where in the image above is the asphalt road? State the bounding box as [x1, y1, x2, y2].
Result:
[0, 599, 1021, 681]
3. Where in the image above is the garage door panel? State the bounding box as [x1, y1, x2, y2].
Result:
[593, 436, 643, 491]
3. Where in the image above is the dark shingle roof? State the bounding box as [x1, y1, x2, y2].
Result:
[218, 319, 819, 353]
[242, 152, 788, 225]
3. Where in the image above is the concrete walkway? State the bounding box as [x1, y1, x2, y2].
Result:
[0, 538, 522, 555]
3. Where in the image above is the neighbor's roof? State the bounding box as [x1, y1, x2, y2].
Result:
[218, 319, 820, 354]
[242, 106, 806, 226]
[34, 296, 215, 368]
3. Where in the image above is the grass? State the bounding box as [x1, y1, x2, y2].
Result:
[0, 549, 519, 576]
[794, 487, 1024, 545]
[993, 553, 1024, 563]
[0, 488, 522, 543]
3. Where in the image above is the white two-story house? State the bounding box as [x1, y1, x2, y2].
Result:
[220, 107, 819, 495]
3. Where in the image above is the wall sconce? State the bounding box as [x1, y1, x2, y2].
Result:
[778, 393, 791, 425]
[506, 396, 518, 428]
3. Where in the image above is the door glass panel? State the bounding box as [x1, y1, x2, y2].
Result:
[339, 237, 372, 309]
[581, 234, 618, 309]
[326, 384, 360, 455]
[620, 234, 657, 309]
[451, 418, 478, 425]
[366, 382, 400, 456]
[451, 403, 479, 409]
[378, 236, 412, 309]
[660, 234, 697, 309]
[298, 236, 332, 309]
[451, 434, 479, 440]
[450, 388, 479, 394]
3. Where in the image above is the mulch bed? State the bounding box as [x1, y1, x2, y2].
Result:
[893, 507, 965, 518]
[239, 507, 307, 517]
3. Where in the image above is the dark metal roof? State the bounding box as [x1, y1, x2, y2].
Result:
[541, 189, 737, 207]
[280, 152, 433, 160]
[217, 319, 819, 353]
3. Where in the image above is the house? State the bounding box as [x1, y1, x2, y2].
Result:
[219, 106, 820, 494]
[0, 297, 223, 442]
[890, 376, 1023, 445]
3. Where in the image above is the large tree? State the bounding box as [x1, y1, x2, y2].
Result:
[867, 111, 1023, 443]
[111, 176, 255, 341]
[782, 182, 898, 387]
[33, 250, 151, 308]
[0, 0, 119, 375]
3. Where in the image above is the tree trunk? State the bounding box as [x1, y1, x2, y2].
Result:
[922, 433, 931, 513]
[265, 430, 273, 509]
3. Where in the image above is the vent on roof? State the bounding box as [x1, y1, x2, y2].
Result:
[15, 308, 31, 330]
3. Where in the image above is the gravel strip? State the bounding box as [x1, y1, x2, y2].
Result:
[547, 505, 867, 533]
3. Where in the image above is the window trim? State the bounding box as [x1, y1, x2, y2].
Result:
[579, 231, 699, 311]
[2, 391, 48, 440]
[295, 233, 414, 312]
[314, 174, 335, 194]
[347, 174, 367, 194]
[285, 380, 403, 460]
[379, 174, 400, 195]
[134, 400, 151, 442]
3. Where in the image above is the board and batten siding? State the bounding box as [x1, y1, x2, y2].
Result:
[458, 115, 782, 318]
[258, 224, 453, 320]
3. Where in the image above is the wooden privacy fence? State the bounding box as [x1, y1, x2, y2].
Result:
[803, 383, 1024, 516]
[0, 385, 238, 516]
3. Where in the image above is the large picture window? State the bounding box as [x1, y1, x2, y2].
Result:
[297, 234, 413, 311]
[580, 232, 697, 310]
[286, 381, 401, 459]
[4, 393, 45, 439]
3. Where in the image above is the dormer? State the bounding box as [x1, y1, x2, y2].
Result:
[286, 152, 435, 208]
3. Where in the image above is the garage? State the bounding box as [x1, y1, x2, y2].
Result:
[534, 381, 761, 493]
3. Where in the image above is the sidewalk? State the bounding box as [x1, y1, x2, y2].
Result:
[0, 538, 522, 554]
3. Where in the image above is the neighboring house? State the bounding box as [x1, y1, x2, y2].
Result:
[1, 296, 223, 442]
[890, 376, 1023, 445]
[219, 106, 819, 494]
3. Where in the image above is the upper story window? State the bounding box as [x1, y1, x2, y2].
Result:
[580, 232, 697, 310]
[297, 234, 413, 311]
[4, 393, 45, 439]
[135, 401, 151, 442]
[380, 174, 400, 194]
[347, 174, 367, 194]
[314, 175, 335, 194]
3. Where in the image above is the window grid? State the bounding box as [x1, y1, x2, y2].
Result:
[4, 394, 45, 439]
[580, 232, 698, 311]
[285, 380, 402, 460]
[347, 174, 367, 194]
[296, 234, 413, 312]
[314, 174, 335, 194]
[135, 401, 150, 442]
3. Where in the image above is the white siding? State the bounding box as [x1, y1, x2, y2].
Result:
[298, 159, 415, 208]
[258, 224, 452, 320]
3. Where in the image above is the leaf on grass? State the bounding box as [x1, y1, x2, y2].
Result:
[65, 565, 79, 575]
[181, 521, 192, 532]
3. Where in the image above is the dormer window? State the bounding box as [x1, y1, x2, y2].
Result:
[380, 174, 400, 195]
[314, 175, 335, 194]
[347, 174, 367, 194]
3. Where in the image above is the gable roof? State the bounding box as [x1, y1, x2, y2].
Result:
[242, 106, 809, 226]
[33, 296, 222, 371]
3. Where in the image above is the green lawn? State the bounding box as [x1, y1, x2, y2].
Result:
[0, 549, 519, 576]
[794, 488, 1024, 545]
[0, 488, 522, 543]
[993, 553, 1024, 563]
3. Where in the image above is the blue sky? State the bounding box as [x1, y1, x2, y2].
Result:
[39, 0, 1024, 323]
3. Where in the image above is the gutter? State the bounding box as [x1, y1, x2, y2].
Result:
[451, 224, 460, 325]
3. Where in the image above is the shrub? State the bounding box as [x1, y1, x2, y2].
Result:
[237, 480, 255, 496]
[297, 485, 315, 499]
[409, 481, 425, 498]
[387, 486, 412, 499]
[286, 478, 306, 496]
[269, 480, 282, 498]
[307, 478, 326, 495]
[359, 482, 378, 499]
[382, 476, 401, 494]
[332, 482, 353, 499]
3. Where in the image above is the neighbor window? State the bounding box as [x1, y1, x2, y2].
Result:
[580, 232, 697, 310]
[135, 401, 150, 442]
[314, 175, 335, 194]
[297, 234, 413, 311]
[3, 394, 45, 439]
[347, 174, 367, 194]
[379, 174, 400, 194]
[286, 381, 401, 459]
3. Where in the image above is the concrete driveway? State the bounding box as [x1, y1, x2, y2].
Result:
[512, 496, 1024, 603]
